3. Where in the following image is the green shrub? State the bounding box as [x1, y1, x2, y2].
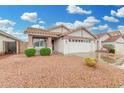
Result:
[24, 48, 36, 57]
[109, 49, 115, 54]
[40, 48, 51, 56]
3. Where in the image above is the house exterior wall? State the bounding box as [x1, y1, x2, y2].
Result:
[69, 29, 94, 39]
[54, 38, 64, 53]
[97, 34, 110, 50]
[69, 30, 82, 37]
[0, 34, 15, 55]
[19, 42, 28, 53]
[115, 37, 124, 54]
[82, 30, 95, 39]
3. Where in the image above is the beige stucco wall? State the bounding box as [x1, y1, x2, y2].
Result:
[115, 37, 124, 55]
[54, 38, 64, 53]
[19, 42, 28, 53]
[97, 34, 110, 50]
[69, 29, 94, 39]
[82, 30, 95, 39]
[54, 38, 97, 54]
[69, 30, 82, 37]
[0, 34, 15, 55]
[53, 28, 97, 54]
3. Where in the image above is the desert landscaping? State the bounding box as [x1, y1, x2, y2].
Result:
[0, 54, 124, 88]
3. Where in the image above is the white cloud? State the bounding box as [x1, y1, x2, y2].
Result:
[0, 26, 27, 41]
[117, 25, 124, 33]
[56, 16, 100, 31]
[0, 18, 26, 41]
[93, 24, 109, 30]
[31, 24, 45, 29]
[38, 20, 45, 24]
[21, 12, 38, 22]
[81, 16, 100, 28]
[67, 5, 92, 14]
[111, 7, 124, 17]
[107, 28, 113, 32]
[0, 19, 16, 27]
[103, 16, 119, 22]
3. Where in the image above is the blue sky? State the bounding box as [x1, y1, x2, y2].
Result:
[0, 5, 124, 41]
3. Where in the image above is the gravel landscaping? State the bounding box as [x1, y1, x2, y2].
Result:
[0, 54, 124, 88]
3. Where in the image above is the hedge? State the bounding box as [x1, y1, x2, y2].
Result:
[24, 48, 36, 57]
[40, 48, 51, 56]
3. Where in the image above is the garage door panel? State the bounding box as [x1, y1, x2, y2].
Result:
[67, 42, 92, 53]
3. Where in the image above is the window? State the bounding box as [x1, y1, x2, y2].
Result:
[69, 39, 71, 42]
[34, 41, 44, 47]
[85, 39, 88, 43]
[33, 39, 46, 47]
[34, 42, 39, 47]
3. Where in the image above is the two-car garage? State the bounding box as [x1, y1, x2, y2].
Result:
[63, 38, 96, 54]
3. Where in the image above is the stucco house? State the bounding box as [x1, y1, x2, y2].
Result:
[25, 25, 97, 54]
[96, 31, 124, 54]
[0, 30, 24, 55]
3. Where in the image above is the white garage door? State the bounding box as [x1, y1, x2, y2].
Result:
[65, 39, 93, 54]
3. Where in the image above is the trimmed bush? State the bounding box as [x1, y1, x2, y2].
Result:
[24, 48, 36, 57]
[84, 58, 97, 67]
[40, 48, 51, 56]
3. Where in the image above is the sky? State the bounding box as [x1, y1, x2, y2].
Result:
[0, 5, 124, 41]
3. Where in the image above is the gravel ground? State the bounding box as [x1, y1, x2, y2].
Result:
[0, 54, 124, 88]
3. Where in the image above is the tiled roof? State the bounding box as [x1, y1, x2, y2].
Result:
[25, 26, 96, 39]
[103, 35, 121, 42]
[25, 27, 64, 37]
[0, 30, 21, 41]
[108, 31, 122, 36]
[96, 32, 108, 38]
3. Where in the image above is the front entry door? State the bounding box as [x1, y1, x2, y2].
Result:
[52, 40, 54, 51]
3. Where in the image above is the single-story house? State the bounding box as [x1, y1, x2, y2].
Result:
[25, 25, 97, 54]
[0, 30, 22, 55]
[96, 31, 124, 54]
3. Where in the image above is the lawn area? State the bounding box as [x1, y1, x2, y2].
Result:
[0, 54, 124, 88]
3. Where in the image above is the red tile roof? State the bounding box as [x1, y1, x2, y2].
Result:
[96, 32, 108, 38]
[103, 35, 121, 42]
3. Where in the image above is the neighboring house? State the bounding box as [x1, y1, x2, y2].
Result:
[0, 30, 22, 55]
[25, 25, 97, 54]
[96, 31, 124, 54]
